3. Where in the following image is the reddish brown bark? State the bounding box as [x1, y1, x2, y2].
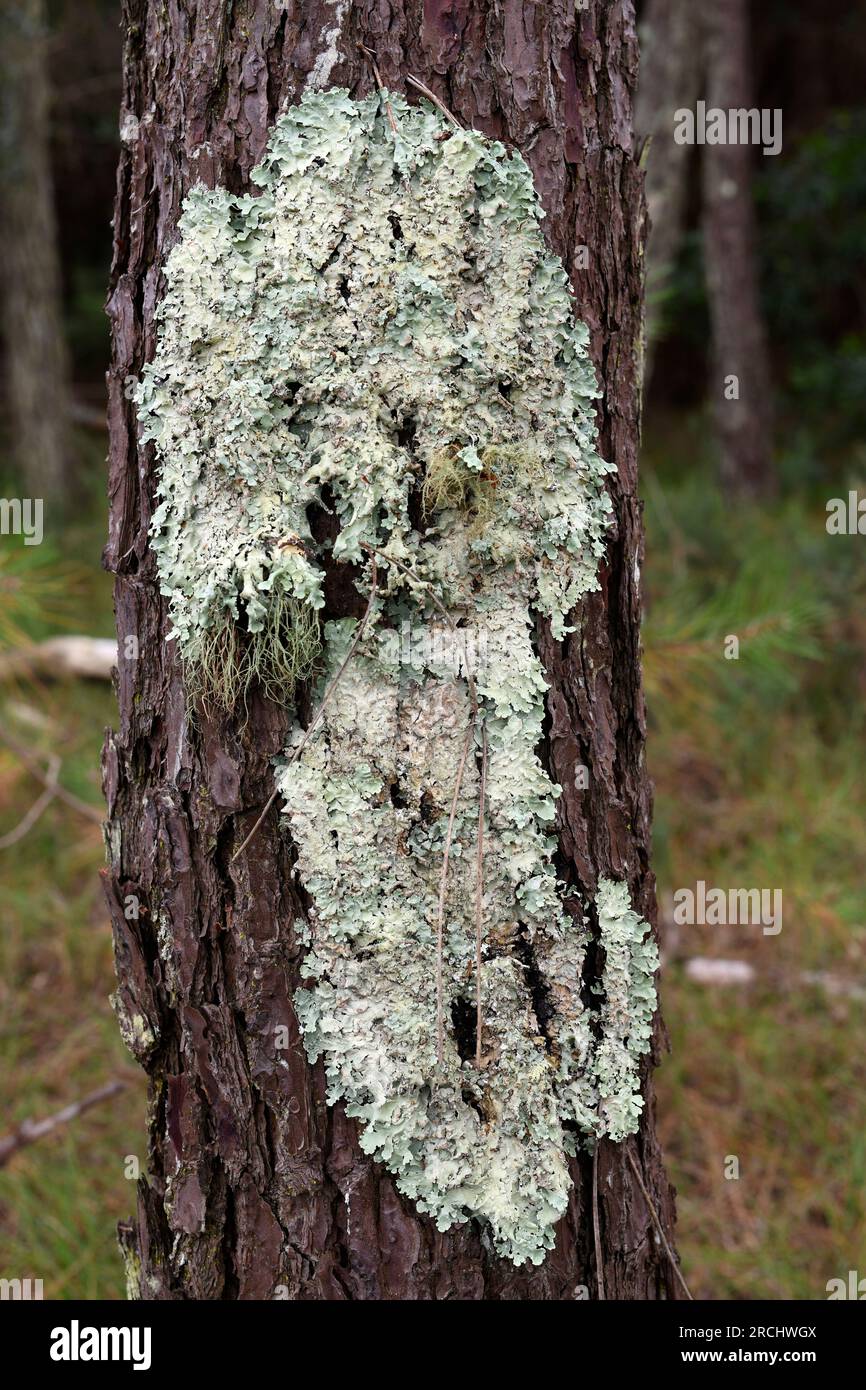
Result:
[105, 0, 679, 1300]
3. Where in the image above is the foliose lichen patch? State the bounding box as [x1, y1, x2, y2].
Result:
[136, 89, 658, 1266]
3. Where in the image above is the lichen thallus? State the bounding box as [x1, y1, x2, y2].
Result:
[135, 88, 661, 1264]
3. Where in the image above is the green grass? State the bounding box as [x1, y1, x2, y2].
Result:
[645, 411, 866, 1299]
[0, 464, 145, 1300]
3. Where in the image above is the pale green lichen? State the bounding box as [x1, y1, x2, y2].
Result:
[136, 88, 658, 1266]
[120, 1241, 142, 1302]
[593, 877, 660, 1142]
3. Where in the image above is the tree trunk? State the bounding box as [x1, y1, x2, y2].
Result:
[635, 0, 701, 384]
[0, 0, 72, 504]
[700, 0, 775, 498]
[105, 0, 679, 1300]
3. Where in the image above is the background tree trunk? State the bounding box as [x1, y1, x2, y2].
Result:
[0, 0, 72, 505]
[700, 0, 775, 498]
[105, 0, 679, 1300]
[635, 0, 701, 385]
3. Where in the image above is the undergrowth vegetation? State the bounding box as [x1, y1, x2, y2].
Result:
[0, 464, 144, 1298]
[644, 412, 866, 1299]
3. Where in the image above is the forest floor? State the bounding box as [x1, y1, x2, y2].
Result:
[643, 411, 866, 1299]
[0, 471, 144, 1298]
[0, 419, 863, 1299]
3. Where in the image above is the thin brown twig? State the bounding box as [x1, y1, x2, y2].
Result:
[359, 44, 398, 133]
[0, 727, 103, 824]
[474, 721, 487, 1067]
[0, 753, 60, 849]
[436, 720, 474, 1064]
[405, 74, 463, 128]
[360, 544, 481, 1066]
[592, 1139, 605, 1300]
[626, 1144, 694, 1300]
[0, 1080, 127, 1168]
[230, 558, 379, 863]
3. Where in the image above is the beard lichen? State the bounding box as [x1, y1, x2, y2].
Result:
[135, 88, 658, 1267]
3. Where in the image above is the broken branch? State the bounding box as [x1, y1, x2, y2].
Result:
[360, 543, 482, 1067]
[0, 752, 60, 849]
[0, 1080, 127, 1168]
[406, 74, 463, 128]
[474, 720, 487, 1068]
[359, 44, 398, 133]
[0, 729, 103, 825]
[626, 1144, 693, 1300]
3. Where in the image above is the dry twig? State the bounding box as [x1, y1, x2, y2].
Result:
[0, 728, 103, 827]
[435, 720, 474, 1064]
[360, 544, 482, 1065]
[474, 722, 487, 1067]
[592, 1138, 606, 1300]
[626, 1144, 694, 1300]
[359, 44, 398, 133]
[0, 1080, 127, 1168]
[0, 752, 61, 849]
[406, 74, 463, 127]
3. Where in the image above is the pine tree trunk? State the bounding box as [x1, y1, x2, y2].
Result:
[0, 0, 72, 504]
[635, 0, 701, 382]
[105, 0, 680, 1301]
[700, 0, 775, 498]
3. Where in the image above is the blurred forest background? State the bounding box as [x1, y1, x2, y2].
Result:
[0, 0, 864, 1299]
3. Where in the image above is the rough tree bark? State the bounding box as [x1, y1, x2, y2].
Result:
[105, 0, 680, 1300]
[700, 0, 775, 498]
[0, 0, 72, 504]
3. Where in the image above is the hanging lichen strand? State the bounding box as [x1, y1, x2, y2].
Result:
[135, 89, 659, 1266]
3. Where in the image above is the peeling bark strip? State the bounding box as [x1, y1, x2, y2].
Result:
[105, 0, 680, 1299]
